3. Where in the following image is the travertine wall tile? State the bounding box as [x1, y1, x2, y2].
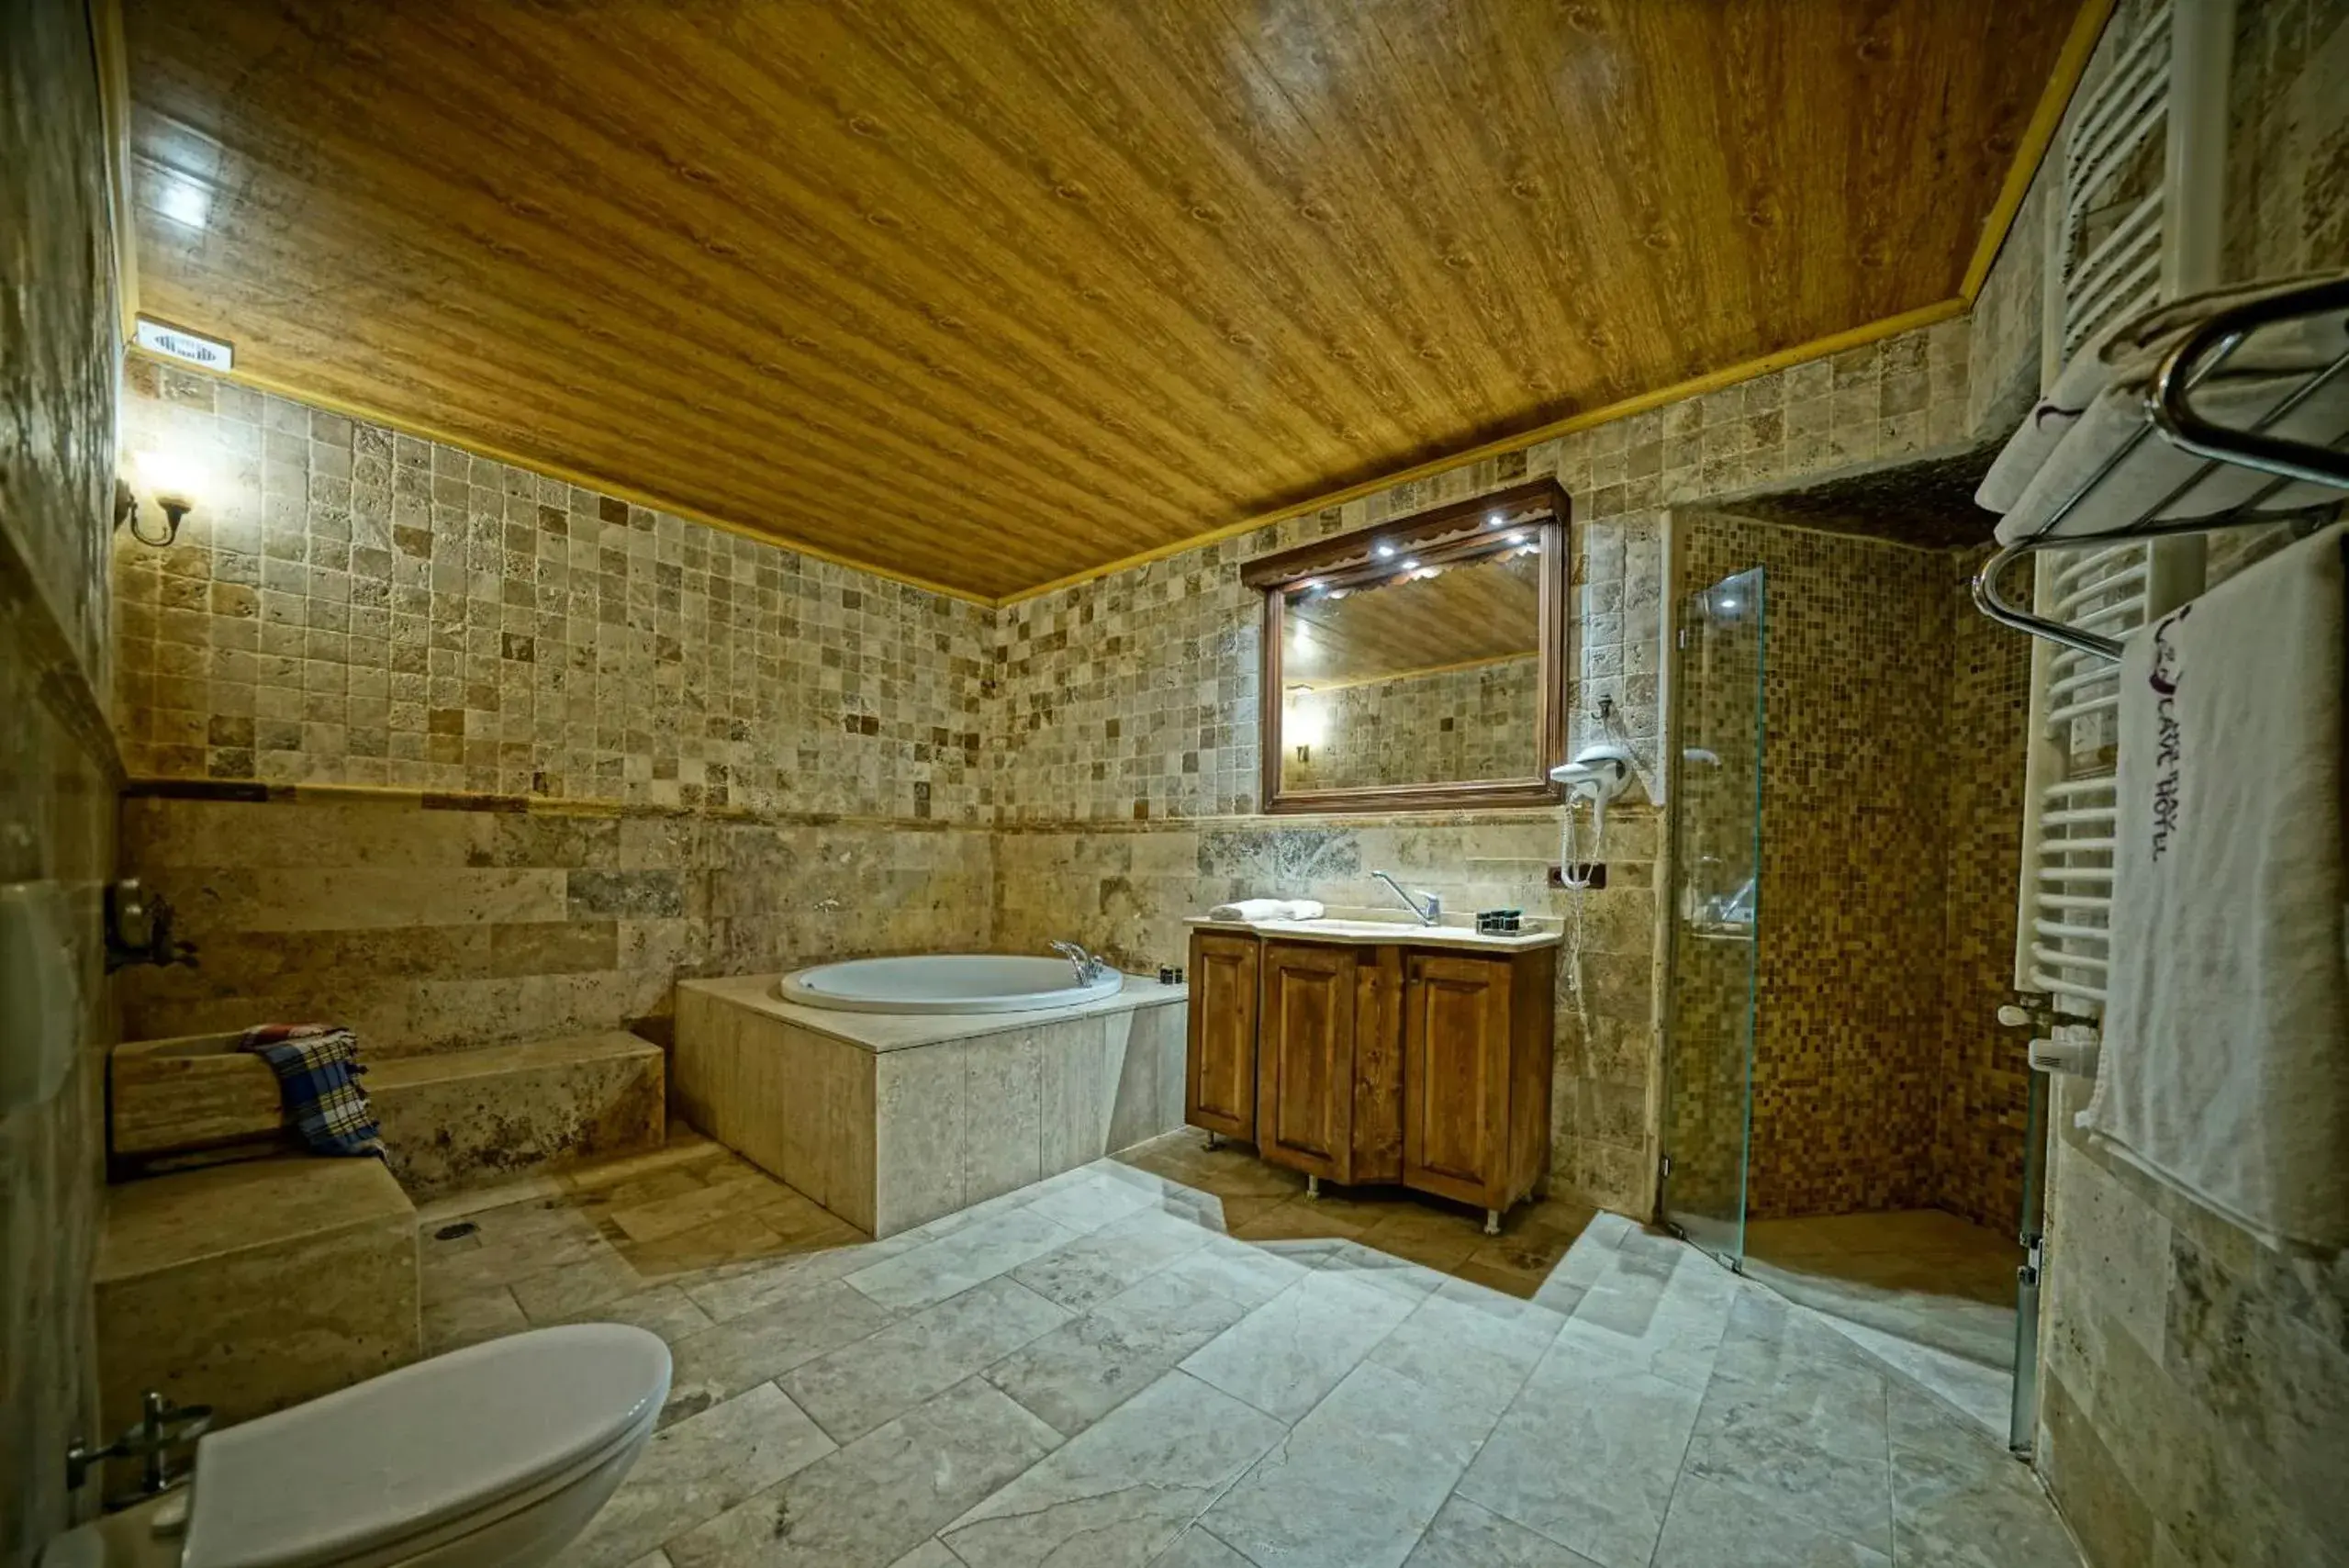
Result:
[114, 369, 993, 822]
[2, 9, 119, 1563]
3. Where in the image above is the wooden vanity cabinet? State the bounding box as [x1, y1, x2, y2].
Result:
[1185, 928, 1550, 1218]
[1402, 949, 1556, 1214]
[1253, 941, 1404, 1186]
[1185, 931, 1260, 1140]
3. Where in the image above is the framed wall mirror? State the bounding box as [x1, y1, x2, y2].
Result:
[1244, 477, 1569, 814]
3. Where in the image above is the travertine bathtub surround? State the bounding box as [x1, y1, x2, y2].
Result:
[675, 977, 1188, 1236]
[94, 1158, 421, 1435]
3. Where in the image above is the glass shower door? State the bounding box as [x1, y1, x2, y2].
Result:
[1660, 566, 1765, 1268]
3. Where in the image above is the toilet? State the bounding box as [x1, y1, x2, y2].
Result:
[44, 1325, 671, 1568]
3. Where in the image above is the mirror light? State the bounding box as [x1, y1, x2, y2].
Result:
[1372, 543, 1396, 559]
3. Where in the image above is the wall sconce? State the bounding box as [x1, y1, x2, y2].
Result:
[116, 448, 199, 547]
[1286, 686, 1326, 763]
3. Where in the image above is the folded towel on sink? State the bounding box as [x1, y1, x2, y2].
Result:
[1207, 898, 1326, 922]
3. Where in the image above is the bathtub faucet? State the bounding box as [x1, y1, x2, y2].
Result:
[1049, 940, 1109, 985]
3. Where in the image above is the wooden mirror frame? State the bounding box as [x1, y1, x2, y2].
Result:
[1244, 477, 1570, 815]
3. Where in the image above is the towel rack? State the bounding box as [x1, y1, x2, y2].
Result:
[1973, 274, 2349, 659]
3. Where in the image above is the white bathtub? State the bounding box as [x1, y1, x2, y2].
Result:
[776, 954, 1124, 1014]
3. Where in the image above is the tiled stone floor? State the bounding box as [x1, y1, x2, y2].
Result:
[418, 1129, 2081, 1568]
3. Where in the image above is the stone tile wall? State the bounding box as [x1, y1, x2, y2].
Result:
[2019, 3, 2349, 1562]
[1, 6, 119, 1563]
[117, 789, 993, 1058]
[115, 369, 994, 820]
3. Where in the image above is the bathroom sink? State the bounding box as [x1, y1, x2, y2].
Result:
[1270, 917, 1428, 936]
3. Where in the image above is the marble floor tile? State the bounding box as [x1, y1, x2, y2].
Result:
[1402, 1497, 1604, 1568]
[1009, 1203, 1212, 1312]
[1202, 1361, 1498, 1568]
[1159, 1236, 1314, 1308]
[386, 1139, 2076, 1568]
[563, 1383, 835, 1568]
[982, 1261, 1253, 1437]
[780, 1275, 1069, 1441]
[1149, 1529, 1257, 1568]
[1888, 1392, 2083, 1568]
[666, 1380, 1060, 1568]
[1022, 1167, 1166, 1235]
[1650, 1473, 1891, 1568]
[661, 1279, 897, 1425]
[939, 1371, 1284, 1568]
[1680, 1295, 1893, 1555]
[1179, 1266, 1417, 1422]
[1368, 1276, 1565, 1419]
[844, 1204, 1080, 1312]
[1455, 1346, 1709, 1568]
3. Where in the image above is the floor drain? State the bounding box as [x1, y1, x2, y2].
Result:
[434, 1221, 479, 1241]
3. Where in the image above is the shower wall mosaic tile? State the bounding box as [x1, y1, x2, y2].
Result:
[1283, 656, 1540, 793]
[1931, 548, 2035, 1231]
[114, 365, 994, 822]
[1672, 516, 2031, 1224]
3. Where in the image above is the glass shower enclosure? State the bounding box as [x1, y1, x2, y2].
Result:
[1659, 566, 1764, 1268]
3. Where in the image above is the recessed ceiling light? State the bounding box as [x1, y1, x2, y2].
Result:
[156, 175, 210, 230]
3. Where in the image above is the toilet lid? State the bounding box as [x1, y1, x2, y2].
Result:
[181, 1325, 672, 1568]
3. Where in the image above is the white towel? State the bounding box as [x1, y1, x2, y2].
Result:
[1977, 274, 2349, 515]
[1207, 898, 1326, 922]
[2085, 522, 2348, 1252]
[1991, 367, 2349, 544]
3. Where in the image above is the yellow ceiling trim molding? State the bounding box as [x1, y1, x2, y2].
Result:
[1960, 0, 2118, 303]
[86, 0, 140, 339]
[999, 296, 1968, 607]
[128, 350, 997, 608]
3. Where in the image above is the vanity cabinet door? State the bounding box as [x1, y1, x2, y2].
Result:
[1256, 941, 1357, 1181]
[1402, 953, 1515, 1207]
[1186, 931, 1260, 1140]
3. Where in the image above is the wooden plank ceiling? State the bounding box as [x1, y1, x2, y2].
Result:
[122, 0, 2080, 601]
[1288, 552, 1541, 689]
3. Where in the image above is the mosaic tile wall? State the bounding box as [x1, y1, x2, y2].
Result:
[1674, 516, 1964, 1221]
[0, 6, 117, 1562]
[2019, 5, 2349, 1562]
[1283, 656, 1540, 793]
[114, 366, 994, 821]
[1930, 548, 2035, 1231]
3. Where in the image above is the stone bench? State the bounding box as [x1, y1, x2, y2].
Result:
[94, 1157, 420, 1434]
[110, 1029, 667, 1198]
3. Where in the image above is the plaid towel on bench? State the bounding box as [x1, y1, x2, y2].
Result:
[240, 1024, 386, 1159]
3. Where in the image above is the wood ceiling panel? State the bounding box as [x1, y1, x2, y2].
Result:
[1288, 551, 1542, 689]
[120, 0, 2082, 600]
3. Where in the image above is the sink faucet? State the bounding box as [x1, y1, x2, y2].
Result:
[1369, 871, 1441, 925]
[1049, 940, 1109, 984]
